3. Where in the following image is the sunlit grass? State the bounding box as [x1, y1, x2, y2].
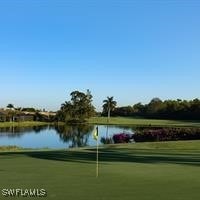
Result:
[88, 117, 200, 127]
[1, 140, 200, 200]
[0, 121, 49, 128]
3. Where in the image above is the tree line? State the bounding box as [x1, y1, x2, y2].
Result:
[2, 91, 199, 123]
[106, 98, 200, 120]
[57, 90, 200, 122]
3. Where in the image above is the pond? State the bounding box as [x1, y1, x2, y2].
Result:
[0, 125, 134, 149]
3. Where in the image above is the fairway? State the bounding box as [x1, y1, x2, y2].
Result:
[88, 117, 200, 127]
[1, 141, 200, 200]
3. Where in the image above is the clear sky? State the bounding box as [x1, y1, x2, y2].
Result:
[0, 0, 200, 111]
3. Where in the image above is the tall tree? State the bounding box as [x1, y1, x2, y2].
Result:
[58, 90, 95, 123]
[103, 96, 117, 123]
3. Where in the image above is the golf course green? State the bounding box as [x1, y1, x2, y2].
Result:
[1, 140, 200, 200]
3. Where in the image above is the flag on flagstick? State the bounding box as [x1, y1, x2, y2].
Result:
[93, 126, 99, 177]
[93, 126, 98, 140]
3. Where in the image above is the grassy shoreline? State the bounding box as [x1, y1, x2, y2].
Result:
[0, 121, 50, 128]
[87, 117, 200, 127]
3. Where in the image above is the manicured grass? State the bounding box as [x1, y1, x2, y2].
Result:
[0, 121, 50, 128]
[1, 141, 200, 200]
[88, 117, 200, 127]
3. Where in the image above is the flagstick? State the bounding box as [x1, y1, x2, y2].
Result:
[93, 126, 99, 178]
[96, 136, 99, 178]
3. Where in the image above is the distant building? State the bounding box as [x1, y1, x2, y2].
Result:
[0, 109, 34, 122]
[0, 109, 56, 122]
[0, 110, 7, 122]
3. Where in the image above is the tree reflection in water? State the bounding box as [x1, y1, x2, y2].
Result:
[0, 125, 48, 138]
[54, 124, 94, 148]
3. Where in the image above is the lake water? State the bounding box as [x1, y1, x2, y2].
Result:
[0, 125, 134, 149]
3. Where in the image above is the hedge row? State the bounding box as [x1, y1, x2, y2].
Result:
[133, 128, 200, 142]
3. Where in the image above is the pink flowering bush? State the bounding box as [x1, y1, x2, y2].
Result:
[113, 133, 133, 143]
[133, 128, 200, 142]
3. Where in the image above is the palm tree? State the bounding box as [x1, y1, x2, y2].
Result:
[103, 96, 117, 123]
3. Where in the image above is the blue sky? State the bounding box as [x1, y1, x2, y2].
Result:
[0, 0, 200, 111]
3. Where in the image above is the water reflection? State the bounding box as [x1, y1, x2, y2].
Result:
[54, 124, 94, 148]
[0, 125, 94, 148]
[0, 124, 200, 148]
[0, 125, 48, 138]
[0, 124, 132, 148]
